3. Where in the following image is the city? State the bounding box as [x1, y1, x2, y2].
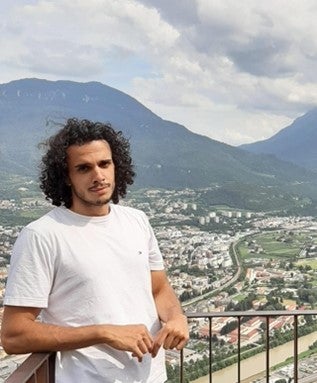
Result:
[1, 184, 317, 382]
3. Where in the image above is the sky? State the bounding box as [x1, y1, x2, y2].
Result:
[1, 1, 317, 145]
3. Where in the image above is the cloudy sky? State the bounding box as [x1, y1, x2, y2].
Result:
[1, 0, 317, 145]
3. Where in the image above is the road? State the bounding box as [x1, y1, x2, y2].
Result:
[182, 237, 244, 307]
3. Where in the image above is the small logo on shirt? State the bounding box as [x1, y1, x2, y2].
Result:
[138, 251, 143, 255]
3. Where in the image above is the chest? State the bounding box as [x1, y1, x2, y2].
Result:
[53, 222, 150, 283]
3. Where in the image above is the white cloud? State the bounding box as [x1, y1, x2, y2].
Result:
[1, 0, 317, 144]
[0, 0, 179, 78]
[130, 1, 317, 143]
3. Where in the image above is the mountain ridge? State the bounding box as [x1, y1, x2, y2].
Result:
[0, 78, 316, 204]
[240, 109, 317, 172]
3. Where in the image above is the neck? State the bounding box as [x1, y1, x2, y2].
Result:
[69, 203, 111, 217]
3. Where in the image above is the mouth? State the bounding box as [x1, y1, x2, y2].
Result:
[89, 183, 111, 193]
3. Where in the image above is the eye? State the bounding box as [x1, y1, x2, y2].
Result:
[77, 165, 90, 173]
[100, 160, 112, 168]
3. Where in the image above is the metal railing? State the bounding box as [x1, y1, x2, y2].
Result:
[5, 310, 317, 383]
[181, 310, 317, 383]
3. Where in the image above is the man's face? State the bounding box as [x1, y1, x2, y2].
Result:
[67, 140, 115, 216]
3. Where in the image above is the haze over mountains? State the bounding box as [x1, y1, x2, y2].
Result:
[0, 78, 316, 211]
[240, 109, 317, 173]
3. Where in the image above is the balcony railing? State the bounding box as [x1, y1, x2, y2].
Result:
[5, 352, 56, 383]
[5, 310, 317, 383]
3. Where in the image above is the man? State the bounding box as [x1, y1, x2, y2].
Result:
[2, 118, 189, 383]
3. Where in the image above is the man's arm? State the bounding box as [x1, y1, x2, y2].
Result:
[151, 270, 189, 357]
[1, 306, 153, 361]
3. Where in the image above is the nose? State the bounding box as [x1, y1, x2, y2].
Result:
[93, 166, 105, 182]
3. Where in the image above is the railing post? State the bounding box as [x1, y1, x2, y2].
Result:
[180, 348, 184, 383]
[48, 352, 56, 383]
[294, 315, 298, 383]
[237, 316, 241, 383]
[209, 317, 212, 383]
[265, 315, 270, 383]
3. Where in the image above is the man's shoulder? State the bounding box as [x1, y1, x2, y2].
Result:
[112, 203, 145, 215]
[111, 204, 148, 221]
[111, 204, 153, 235]
[23, 207, 64, 233]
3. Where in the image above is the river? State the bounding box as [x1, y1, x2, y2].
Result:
[192, 332, 317, 383]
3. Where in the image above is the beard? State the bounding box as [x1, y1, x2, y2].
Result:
[71, 183, 115, 210]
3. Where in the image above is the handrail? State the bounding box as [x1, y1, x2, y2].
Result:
[186, 309, 317, 318]
[5, 310, 317, 383]
[5, 352, 56, 383]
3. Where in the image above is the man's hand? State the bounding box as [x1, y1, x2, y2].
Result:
[1, 306, 153, 359]
[103, 324, 154, 362]
[151, 314, 189, 357]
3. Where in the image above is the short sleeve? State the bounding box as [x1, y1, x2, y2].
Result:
[4, 227, 55, 308]
[143, 213, 165, 271]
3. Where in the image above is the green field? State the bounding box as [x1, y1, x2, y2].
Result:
[232, 294, 247, 302]
[238, 231, 311, 260]
[296, 259, 317, 270]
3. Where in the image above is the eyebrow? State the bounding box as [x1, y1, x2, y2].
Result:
[74, 163, 90, 169]
[74, 159, 113, 168]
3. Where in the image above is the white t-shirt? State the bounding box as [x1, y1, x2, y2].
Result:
[4, 205, 167, 383]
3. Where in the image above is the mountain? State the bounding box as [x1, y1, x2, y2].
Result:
[0, 78, 316, 207]
[240, 109, 317, 172]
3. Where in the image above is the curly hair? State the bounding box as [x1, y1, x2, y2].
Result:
[39, 118, 135, 207]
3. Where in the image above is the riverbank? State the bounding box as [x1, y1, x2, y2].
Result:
[192, 331, 317, 383]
